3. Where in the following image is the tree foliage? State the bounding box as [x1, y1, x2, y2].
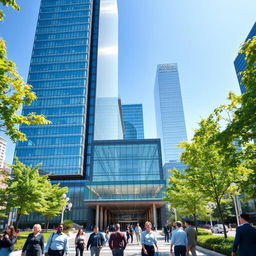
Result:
[2, 159, 68, 228]
[0, 0, 19, 21]
[0, 40, 51, 142]
[39, 183, 68, 231]
[178, 111, 251, 238]
[165, 169, 209, 229]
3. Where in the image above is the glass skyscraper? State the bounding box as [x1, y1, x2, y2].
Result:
[15, 0, 121, 179]
[154, 63, 187, 164]
[14, 0, 167, 228]
[234, 22, 256, 93]
[122, 104, 144, 140]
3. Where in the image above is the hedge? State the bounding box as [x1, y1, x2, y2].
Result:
[197, 228, 211, 236]
[197, 235, 234, 255]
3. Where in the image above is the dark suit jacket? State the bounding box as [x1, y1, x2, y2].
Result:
[232, 223, 256, 256]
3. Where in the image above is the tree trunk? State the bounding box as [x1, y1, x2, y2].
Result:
[216, 201, 227, 238]
[44, 217, 50, 232]
[15, 212, 21, 230]
[193, 214, 198, 233]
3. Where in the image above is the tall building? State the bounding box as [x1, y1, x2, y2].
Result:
[154, 63, 187, 164]
[122, 104, 144, 140]
[14, 0, 167, 228]
[234, 22, 256, 93]
[0, 137, 7, 169]
[15, 0, 121, 179]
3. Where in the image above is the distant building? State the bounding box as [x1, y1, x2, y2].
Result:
[234, 22, 256, 93]
[154, 63, 187, 164]
[0, 137, 7, 169]
[122, 104, 144, 140]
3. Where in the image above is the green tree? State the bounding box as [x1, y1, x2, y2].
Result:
[39, 183, 68, 231]
[0, 1, 50, 142]
[179, 112, 251, 238]
[0, 40, 51, 142]
[165, 169, 209, 231]
[0, 168, 8, 218]
[5, 159, 49, 228]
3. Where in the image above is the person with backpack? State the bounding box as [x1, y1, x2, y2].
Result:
[45, 224, 69, 256]
[86, 226, 105, 256]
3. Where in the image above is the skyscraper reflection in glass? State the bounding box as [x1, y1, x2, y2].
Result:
[154, 63, 187, 163]
[122, 104, 144, 140]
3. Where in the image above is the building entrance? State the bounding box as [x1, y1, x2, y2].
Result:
[86, 201, 165, 231]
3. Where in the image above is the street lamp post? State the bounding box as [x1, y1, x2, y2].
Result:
[60, 194, 72, 223]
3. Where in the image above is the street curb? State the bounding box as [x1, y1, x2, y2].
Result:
[196, 246, 227, 256]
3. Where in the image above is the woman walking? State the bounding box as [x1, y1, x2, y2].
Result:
[22, 224, 44, 256]
[141, 221, 159, 256]
[0, 225, 17, 256]
[75, 228, 86, 256]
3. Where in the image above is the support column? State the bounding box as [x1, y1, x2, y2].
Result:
[104, 209, 108, 228]
[100, 206, 104, 231]
[153, 204, 157, 230]
[96, 204, 100, 227]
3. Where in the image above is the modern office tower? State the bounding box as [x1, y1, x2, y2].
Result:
[0, 137, 7, 169]
[15, 0, 120, 178]
[14, 0, 120, 225]
[85, 139, 166, 230]
[154, 63, 187, 164]
[122, 104, 144, 140]
[234, 22, 256, 93]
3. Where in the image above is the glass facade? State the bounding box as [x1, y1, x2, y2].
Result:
[85, 139, 165, 202]
[14, 0, 99, 177]
[234, 22, 256, 94]
[122, 104, 144, 140]
[154, 63, 187, 163]
[163, 161, 187, 180]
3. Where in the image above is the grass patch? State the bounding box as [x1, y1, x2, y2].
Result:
[15, 231, 54, 251]
[197, 235, 234, 255]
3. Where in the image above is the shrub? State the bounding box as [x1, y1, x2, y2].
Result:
[197, 235, 234, 255]
[197, 228, 211, 236]
[63, 219, 74, 230]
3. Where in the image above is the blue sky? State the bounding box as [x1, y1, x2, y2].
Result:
[0, 0, 255, 163]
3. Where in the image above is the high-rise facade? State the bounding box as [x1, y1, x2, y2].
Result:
[14, 0, 168, 228]
[234, 22, 256, 93]
[154, 63, 187, 164]
[122, 104, 144, 140]
[15, 0, 120, 179]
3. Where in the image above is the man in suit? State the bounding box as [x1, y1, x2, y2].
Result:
[185, 221, 197, 256]
[232, 213, 256, 256]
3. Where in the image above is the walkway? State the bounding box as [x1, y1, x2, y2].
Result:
[67, 232, 211, 256]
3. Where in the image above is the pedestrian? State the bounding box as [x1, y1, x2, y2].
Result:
[232, 213, 256, 256]
[141, 221, 159, 256]
[135, 223, 142, 244]
[164, 224, 170, 243]
[75, 228, 86, 256]
[22, 224, 44, 256]
[170, 221, 188, 256]
[185, 221, 197, 256]
[44, 223, 69, 256]
[129, 225, 134, 243]
[0, 225, 17, 256]
[109, 223, 127, 256]
[87, 226, 105, 256]
[104, 227, 110, 245]
[126, 225, 130, 243]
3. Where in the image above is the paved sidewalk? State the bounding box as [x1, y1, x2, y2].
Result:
[67, 232, 211, 256]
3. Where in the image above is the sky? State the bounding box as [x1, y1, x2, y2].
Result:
[0, 0, 256, 163]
